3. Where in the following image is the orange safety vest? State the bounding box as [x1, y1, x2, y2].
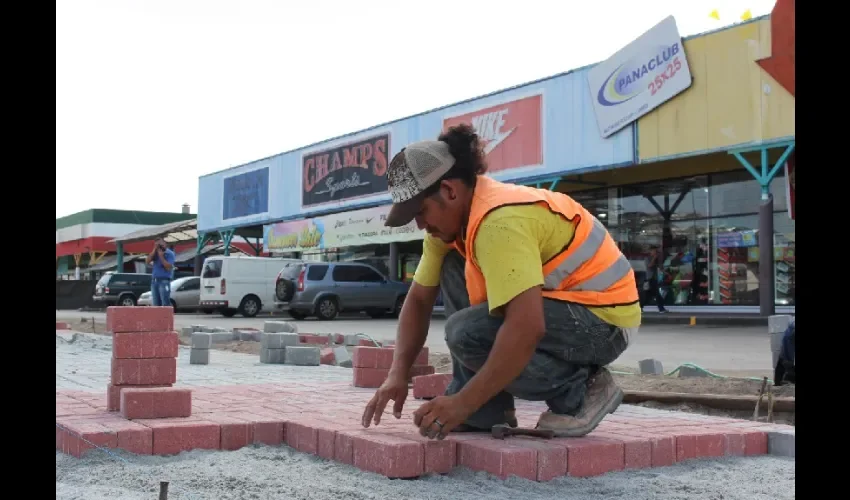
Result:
[451, 176, 639, 307]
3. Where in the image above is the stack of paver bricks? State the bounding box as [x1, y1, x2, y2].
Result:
[105, 307, 191, 419]
[352, 345, 435, 387]
[259, 321, 322, 366]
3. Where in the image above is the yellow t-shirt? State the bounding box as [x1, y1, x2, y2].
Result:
[412, 204, 642, 329]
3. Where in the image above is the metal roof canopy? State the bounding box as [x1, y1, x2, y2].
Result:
[108, 218, 198, 245]
[87, 254, 146, 272]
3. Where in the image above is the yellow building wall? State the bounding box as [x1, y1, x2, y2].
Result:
[637, 19, 795, 162]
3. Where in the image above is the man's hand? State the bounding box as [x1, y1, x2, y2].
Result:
[361, 374, 408, 428]
[412, 394, 477, 439]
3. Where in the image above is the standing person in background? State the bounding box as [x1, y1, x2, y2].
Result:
[146, 238, 176, 307]
[647, 246, 668, 313]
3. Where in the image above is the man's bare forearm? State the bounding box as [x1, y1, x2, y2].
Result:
[389, 286, 436, 379]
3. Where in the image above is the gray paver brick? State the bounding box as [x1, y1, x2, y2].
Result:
[190, 348, 210, 365]
[211, 332, 234, 344]
[767, 430, 795, 457]
[181, 326, 195, 337]
[678, 365, 709, 378]
[639, 358, 664, 375]
[264, 321, 298, 333]
[260, 347, 286, 364]
[285, 346, 321, 366]
[236, 329, 261, 342]
[333, 346, 352, 368]
[191, 332, 213, 349]
[261, 332, 298, 349]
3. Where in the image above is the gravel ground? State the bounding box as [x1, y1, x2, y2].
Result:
[56, 446, 795, 500]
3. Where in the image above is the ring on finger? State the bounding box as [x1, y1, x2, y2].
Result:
[433, 419, 444, 429]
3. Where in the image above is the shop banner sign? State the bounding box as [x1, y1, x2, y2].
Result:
[587, 15, 693, 138]
[264, 205, 422, 252]
[301, 133, 390, 207]
[442, 93, 544, 174]
[222, 167, 269, 220]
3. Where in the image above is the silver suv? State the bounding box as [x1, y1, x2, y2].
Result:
[274, 262, 410, 321]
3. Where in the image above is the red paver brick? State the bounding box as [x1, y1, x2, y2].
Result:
[57, 321, 70, 330]
[203, 414, 254, 451]
[99, 418, 154, 455]
[352, 347, 381, 368]
[353, 367, 389, 388]
[320, 348, 335, 365]
[348, 431, 425, 478]
[593, 432, 652, 470]
[112, 331, 179, 359]
[375, 347, 395, 369]
[409, 365, 436, 378]
[358, 339, 382, 347]
[111, 358, 177, 386]
[413, 373, 452, 399]
[553, 437, 625, 478]
[743, 430, 768, 455]
[694, 430, 726, 458]
[285, 420, 319, 455]
[384, 431, 457, 475]
[120, 387, 192, 419]
[106, 306, 174, 333]
[508, 437, 568, 481]
[136, 420, 221, 455]
[56, 420, 118, 458]
[107, 383, 173, 411]
[456, 438, 538, 480]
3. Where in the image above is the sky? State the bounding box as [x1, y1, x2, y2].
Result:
[55, 0, 777, 219]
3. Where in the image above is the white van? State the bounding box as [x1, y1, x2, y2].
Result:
[200, 255, 302, 318]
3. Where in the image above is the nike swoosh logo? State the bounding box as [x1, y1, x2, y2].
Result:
[483, 126, 517, 155]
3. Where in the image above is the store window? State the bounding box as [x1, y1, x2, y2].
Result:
[710, 170, 788, 217]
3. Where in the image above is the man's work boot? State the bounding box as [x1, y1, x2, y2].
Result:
[535, 367, 623, 437]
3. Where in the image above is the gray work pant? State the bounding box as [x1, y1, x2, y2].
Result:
[440, 250, 630, 428]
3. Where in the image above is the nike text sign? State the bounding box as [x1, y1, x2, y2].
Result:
[587, 16, 693, 138]
[442, 93, 543, 173]
[301, 133, 391, 207]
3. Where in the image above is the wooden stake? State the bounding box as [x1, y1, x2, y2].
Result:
[753, 377, 768, 420]
[159, 481, 169, 500]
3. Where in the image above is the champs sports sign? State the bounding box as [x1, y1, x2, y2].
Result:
[301, 133, 390, 207]
[442, 93, 543, 173]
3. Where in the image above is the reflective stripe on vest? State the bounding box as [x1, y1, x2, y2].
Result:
[543, 217, 632, 292]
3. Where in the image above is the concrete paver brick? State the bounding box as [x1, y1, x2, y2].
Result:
[110, 358, 177, 386]
[120, 387, 192, 419]
[143, 420, 221, 455]
[349, 431, 425, 478]
[190, 324, 204, 332]
[190, 348, 210, 365]
[320, 348, 335, 365]
[767, 430, 795, 457]
[236, 329, 261, 341]
[107, 383, 172, 412]
[333, 346, 353, 367]
[284, 346, 321, 366]
[261, 332, 298, 349]
[99, 418, 154, 455]
[259, 348, 286, 364]
[106, 306, 174, 333]
[112, 331, 179, 359]
[410, 365, 436, 378]
[352, 346, 381, 368]
[210, 332, 233, 344]
[413, 373, 452, 399]
[557, 437, 625, 477]
[353, 367, 389, 388]
[191, 332, 213, 349]
[358, 338, 382, 347]
[638, 358, 664, 375]
[202, 413, 254, 450]
[344, 334, 360, 346]
[457, 438, 538, 480]
[300, 334, 330, 345]
[264, 320, 298, 333]
[57, 321, 70, 330]
[181, 326, 194, 337]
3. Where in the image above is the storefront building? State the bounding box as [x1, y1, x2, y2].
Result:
[196, 2, 794, 314]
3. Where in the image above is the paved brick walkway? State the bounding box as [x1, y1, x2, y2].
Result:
[57, 328, 794, 481]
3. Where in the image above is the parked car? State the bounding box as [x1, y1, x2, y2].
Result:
[274, 262, 410, 320]
[200, 255, 302, 318]
[92, 272, 152, 307]
[138, 276, 202, 312]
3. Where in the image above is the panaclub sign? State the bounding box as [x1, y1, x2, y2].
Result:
[587, 16, 693, 138]
[264, 205, 422, 253]
[301, 133, 390, 207]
